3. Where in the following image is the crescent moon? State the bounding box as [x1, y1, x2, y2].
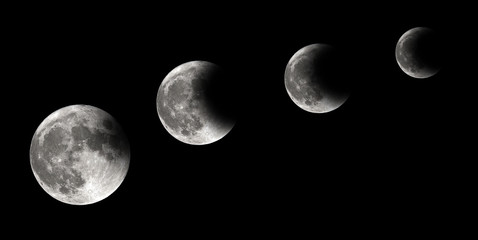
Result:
[284, 43, 350, 113]
[395, 27, 442, 79]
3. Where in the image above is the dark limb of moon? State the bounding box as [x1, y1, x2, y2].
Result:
[30, 105, 130, 205]
[395, 27, 442, 78]
[156, 61, 236, 145]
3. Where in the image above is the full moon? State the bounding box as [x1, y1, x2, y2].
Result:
[285, 43, 350, 113]
[395, 27, 441, 78]
[30, 105, 130, 205]
[156, 61, 236, 145]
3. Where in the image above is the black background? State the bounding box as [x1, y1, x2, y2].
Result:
[5, 1, 474, 237]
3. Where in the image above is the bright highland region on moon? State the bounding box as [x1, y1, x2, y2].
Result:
[30, 105, 130, 205]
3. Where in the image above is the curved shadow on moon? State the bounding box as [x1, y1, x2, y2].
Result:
[200, 65, 238, 127]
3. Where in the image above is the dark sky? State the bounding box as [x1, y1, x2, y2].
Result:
[5, 2, 474, 237]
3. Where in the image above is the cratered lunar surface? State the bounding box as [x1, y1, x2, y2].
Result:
[156, 61, 236, 145]
[30, 105, 130, 205]
[395, 27, 441, 78]
[285, 43, 350, 113]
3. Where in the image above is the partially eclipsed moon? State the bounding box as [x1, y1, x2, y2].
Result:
[284, 43, 350, 113]
[30, 105, 130, 205]
[395, 27, 441, 79]
[156, 61, 236, 145]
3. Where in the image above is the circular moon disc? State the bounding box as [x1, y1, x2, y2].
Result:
[156, 61, 236, 145]
[285, 43, 350, 113]
[30, 105, 130, 205]
[395, 27, 441, 78]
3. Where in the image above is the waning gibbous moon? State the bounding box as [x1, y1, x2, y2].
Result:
[284, 43, 351, 113]
[30, 105, 130, 205]
[156, 61, 236, 145]
[395, 27, 442, 79]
